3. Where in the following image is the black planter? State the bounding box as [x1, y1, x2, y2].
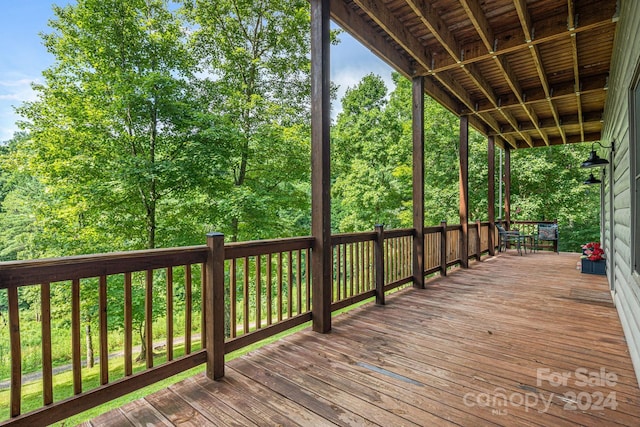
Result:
[581, 258, 606, 275]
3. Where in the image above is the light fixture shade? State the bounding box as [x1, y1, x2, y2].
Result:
[580, 150, 609, 168]
[583, 173, 601, 185]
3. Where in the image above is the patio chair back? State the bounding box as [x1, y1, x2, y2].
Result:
[537, 223, 559, 253]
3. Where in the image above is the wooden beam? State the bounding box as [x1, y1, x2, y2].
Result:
[570, 32, 585, 141]
[529, 132, 602, 147]
[413, 76, 425, 288]
[310, 0, 331, 333]
[513, 0, 533, 42]
[514, 0, 568, 145]
[456, 1, 546, 145]
[475, 74, 608, 114]
[352, 0, 479, 114]
[431, 13, 615, 73]
[491, 112, 601, 136]
[567, 0, 576, 30]
[504, 147, 511, 228]
[329, 0, 418, 76]
[406, 0, 461, 61]
[530, 43, 567, 144]
[459, 0, 495, 53]
[351, 0, 432, 72]
[459, 115, 469, 268]
[497, 108, 533, 147]
[487, 136, 496, 256]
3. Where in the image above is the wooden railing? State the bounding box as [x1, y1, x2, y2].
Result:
[0, 222, 500, 425]
[222, 237, 314, 354]
[0, 247, 210, 426]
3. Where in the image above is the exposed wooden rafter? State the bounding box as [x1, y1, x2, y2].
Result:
[514, 0, 567, 144]
[567, 1, 584, 141]
[351, 0, 478, 112]
[403, 0, 534, 145]
[331, 0, 617, 149]
[431, 14, 614, 73]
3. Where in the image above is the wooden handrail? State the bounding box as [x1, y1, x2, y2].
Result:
[0, 246, 208, 289]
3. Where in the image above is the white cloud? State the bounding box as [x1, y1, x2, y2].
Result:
[0, 75, 40, 142]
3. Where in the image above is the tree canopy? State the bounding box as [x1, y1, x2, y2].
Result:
[0, 1, 600, 259]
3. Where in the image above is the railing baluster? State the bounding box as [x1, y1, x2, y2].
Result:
[336, 244, 341, 301]
[201, 263, 206, 349]
[124, 273, 133, 376]
[185, 265, 192, 354]
[354, 241, 360, 295]
[166, 267, 174, 361]
[243, 257, 250, 334]
[349, 243, 354, 297]
[365, 240, 370, 290]
[305, 248, 311, 312]
[342, 244, 347, 299]
[266, 254, 272, 326]
[256, 255, 262, 329]
[393, 238, 398, 281]
[288, 251, 293, 318]
[296, 250, 302, 315]
[99, 275, 109, 384]
[41, 282, 53, 406]
[8, 286, 21, 417]
[145, 270, 153, 369]
[277, 252, 283, 322]
[230, 259, 236, 338]
[72, 278, 82, 392]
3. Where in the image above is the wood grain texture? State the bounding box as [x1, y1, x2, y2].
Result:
[93, 252, 640, 426]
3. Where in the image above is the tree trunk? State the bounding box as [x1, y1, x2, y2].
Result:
[85, 323, 94, 368]
[136, 321, 147, 362]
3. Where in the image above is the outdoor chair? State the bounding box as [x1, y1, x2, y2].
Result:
[497, 225, 525, 255]
[535, 223, 559, 253]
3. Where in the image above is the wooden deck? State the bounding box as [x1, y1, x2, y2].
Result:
[86, 252, 640, 426]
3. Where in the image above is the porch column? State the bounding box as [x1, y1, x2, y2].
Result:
[504, 146, 511, 230]
[412, 76, 425, 288]
[487, 136, 496, 255]
[310, 0, 331, 333]
[459, 115, 469, 268]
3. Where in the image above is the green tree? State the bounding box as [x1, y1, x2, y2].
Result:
[16, 0, 227, 254]
[331, 73, 406, 231]
[9, 0, 228, 362]
[510, 143, 600, 251]
[185, 0, 311, 241]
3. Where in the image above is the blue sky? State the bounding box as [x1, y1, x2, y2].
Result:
[0, 1, 393, 143]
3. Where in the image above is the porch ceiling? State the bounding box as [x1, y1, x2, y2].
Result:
[331, 0, 618, 149]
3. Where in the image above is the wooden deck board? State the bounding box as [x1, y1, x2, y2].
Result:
[91, 252, 640, 426]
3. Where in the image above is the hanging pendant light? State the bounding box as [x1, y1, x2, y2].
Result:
[583, 173, 601, 185]
[580, 141, 615, 168]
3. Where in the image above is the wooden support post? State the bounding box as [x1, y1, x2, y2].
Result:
[476, 220, 482, 261]
[374, 224, 385, 305]
[412, 76, 425, 288]
[206, 232, 225, 380]
[459, 115, 469, 268]
[487, 136, 496, 256]
[311, 0, 332, 333]
[553, 218, 559, 253]
[504, 146, 511, 230]
[440, 221, 447, 276]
